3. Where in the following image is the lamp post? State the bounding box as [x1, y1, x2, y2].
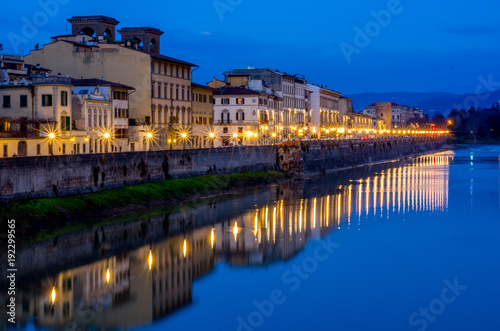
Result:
[48, 132, 55, 155]
[103, 132, 110, 153]
[209, 132, 215, 148]
[146, 132, 153, 151]
[181, 132, 187, 150]
[232, 132, 238, 146]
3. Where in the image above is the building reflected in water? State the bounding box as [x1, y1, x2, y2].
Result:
[7, 154, 450, 331]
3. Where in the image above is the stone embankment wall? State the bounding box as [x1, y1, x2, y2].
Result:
[277, 136, 447, 174]
[0, 137, 447, 202]
[0, 146, 278, 202]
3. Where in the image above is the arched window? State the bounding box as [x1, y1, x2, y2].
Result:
[79, 27, 96, 37]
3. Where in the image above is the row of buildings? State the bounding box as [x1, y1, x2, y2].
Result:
[0, 15, 425, 157]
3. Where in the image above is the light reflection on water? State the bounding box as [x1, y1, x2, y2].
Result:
[7, 148, 500, 331]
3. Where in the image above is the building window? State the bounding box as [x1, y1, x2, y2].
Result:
[151, 62, 155, 73]
[176, 87, 179, 100]
[151, 83, 155, 98]
[62, 144, 66, 154]
[236, 98, 244, 105]
[99, 110, 102, 127]
[37, 144, 41, 155]
[164, 63, 167, 75]
[3, 95, 11, 108]
[3, 144, 7, 157]
[187, 87, 190, 101]
[170, 85, 173, 99]
[164, 86, 168, 99]
[182, 67, 185, 79]
[61, 91, 68, 106]
[176, 66, 179, 77]
[223, 127, 228, 133]
[20, 95, 28, 108]
[61, 115, 70, 131]
[222, 98, 230, 105]
[181, 87, 185, 101]
[158, 84, 161, 99]
[42, 94, 52, 106]
[203, 95, 207, 103]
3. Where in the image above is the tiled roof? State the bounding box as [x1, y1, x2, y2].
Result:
[71, 78, 135, 90]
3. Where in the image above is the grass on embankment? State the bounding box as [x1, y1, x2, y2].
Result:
[0, 171, 286, 242]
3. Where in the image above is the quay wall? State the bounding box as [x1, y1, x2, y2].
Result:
[0, 137, 447, 202]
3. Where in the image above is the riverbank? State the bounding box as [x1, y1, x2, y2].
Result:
[448, 137, 500, 145]
[0, 171, 287, 242]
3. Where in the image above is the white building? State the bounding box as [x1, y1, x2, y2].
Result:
[71, 78, 135, 153]
[308, 84, 342, 137]
[213, 86, 282, 146]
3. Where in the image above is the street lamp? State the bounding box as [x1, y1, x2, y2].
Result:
[208, 132, 215, 148]
[48, 132, 55, 155]
[145, 132, 153, 151]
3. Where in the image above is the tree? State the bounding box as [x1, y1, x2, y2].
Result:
[431, 112, 447, 128]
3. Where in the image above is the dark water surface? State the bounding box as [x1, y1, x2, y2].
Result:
[6, 145, 500, 331]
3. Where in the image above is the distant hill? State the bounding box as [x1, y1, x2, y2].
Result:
[346, 90, 500, 115]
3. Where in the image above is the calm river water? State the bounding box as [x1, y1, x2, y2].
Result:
[6, 145, 500, 331]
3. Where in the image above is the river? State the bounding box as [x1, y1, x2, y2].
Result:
[4, 145, 500, 331]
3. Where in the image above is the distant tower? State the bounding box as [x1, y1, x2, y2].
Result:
[118, 27, 164, 54]
[375, 102, 393, 129]
[67, 15, 120, 42]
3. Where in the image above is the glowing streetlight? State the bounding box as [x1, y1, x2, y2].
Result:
[211, 228, 215, 249]
[146, 132, 153, 139]
[48, 132, 55, 139]
[183, 239, 187, 258]
[105, 269, 110, 283]
[181, 132, 187, 138]
[148, 250, 153, 270]
[233, 222, 239, 241]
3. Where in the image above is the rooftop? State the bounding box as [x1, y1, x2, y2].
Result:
[192, 82, 214, 90]
[67, 15, 119, 25]
[118, 27, 164, 35]
[71, 78, 135, 90]
[214, 86, 280, 98]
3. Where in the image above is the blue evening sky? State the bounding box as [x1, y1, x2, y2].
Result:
[1, 0, 499, 94]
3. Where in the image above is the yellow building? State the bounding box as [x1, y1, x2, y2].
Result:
[24, 16, 198, 150]
[191, 83, 214, 149]
[0, 75, 80, 157]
